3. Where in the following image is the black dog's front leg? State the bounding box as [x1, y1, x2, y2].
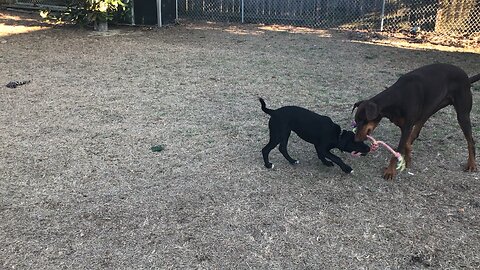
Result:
[315, 145, 334, 167]
[324, 151, 353, 173]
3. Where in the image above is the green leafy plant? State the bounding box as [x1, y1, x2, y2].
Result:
[41, 0, 127, 26]
[86, 0, 126, 23]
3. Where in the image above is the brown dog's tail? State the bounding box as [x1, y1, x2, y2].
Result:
[259, 97, 274, 115]
[470, 73, 480, 84]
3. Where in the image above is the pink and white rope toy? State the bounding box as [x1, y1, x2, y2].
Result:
[351, 121, 406, 171]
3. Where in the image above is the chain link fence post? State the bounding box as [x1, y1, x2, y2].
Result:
[380, 0, 386, 31]
[241, 0, 244, 23]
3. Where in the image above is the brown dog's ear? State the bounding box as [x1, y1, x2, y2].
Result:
[352, 101, 364, 114]
[365, 101, 379, 121]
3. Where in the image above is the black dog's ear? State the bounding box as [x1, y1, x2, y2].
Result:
[352, 101, 364, 114]
[365, 101, 379, 121]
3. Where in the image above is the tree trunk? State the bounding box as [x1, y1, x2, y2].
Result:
[94, 21, 109, 32]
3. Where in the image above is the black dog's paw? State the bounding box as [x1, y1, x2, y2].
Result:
[323, 161, 334, 167]
[290, 160, 300, 165]
[264, 163, 274, 169]
[342, 165, 353, 174]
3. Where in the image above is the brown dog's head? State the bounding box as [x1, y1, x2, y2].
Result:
[352, 100, 382, 142]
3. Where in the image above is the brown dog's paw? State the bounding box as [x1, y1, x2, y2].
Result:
[464, 163, 477, 172]
[383, 167, 397, 180]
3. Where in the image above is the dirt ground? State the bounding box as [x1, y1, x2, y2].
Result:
[1, 10, 480, 269]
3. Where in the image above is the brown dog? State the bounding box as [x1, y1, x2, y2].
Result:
[353, 63, 480, 179]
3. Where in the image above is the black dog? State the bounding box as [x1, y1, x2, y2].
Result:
[260, 98, 370, 173]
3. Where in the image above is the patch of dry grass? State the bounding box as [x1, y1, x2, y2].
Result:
[1, 11, 480, 269]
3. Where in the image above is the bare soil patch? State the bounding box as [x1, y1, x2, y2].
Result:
[1, 10, 480, 269]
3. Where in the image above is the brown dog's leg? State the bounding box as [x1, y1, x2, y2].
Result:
[453, 90, 477, 172]
[457, 117, 477, 172]
[383, 124, 413, 179]
[465, 138, 477, 172]
[405, 122, 426, 168]
[383, 157, 398, 180]
[404, 142, 413, 169]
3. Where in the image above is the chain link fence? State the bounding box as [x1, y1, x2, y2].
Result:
[179, 0, 480, 34]
[5, 0, 480, 34]
[14, 0, 67, 6]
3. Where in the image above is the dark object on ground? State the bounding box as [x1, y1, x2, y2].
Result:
[352, 63, 480, 179]
[259, 98, 370, 173]
[6, 80, 31, 88]
[151, 145, 164, 152]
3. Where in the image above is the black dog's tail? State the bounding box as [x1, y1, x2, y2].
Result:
[259, 97, 274, 115]
[470, 73, 480, 84]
